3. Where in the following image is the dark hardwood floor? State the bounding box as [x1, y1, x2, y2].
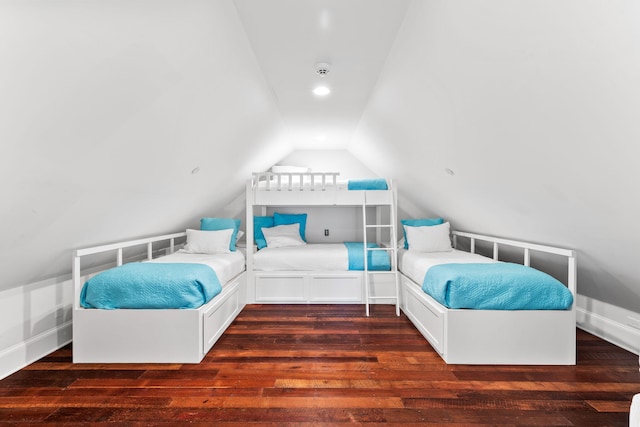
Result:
[1, 304, 639, 426]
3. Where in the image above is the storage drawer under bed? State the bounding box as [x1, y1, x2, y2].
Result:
[253, 271, 398, 304]
[401, 275, 445, 354]
[203, 275, 245, 353]
[254, 271, 367, 303]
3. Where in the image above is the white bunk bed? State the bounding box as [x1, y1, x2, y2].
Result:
[72, 232, 246, 363]
[246, 171, 400, 315]
[400, 230, 577, 365]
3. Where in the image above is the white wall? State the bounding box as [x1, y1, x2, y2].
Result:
[276, 149, 378, 179]
[352, 0, 640, 350]
[0, 0, 286, 377]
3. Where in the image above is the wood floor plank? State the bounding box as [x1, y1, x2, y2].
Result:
[0, 304, 638, 426]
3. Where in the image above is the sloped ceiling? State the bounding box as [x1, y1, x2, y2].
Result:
[1, 0, 639, 316]
[233, 0, 410, 149]
[0, 0, 287, 290]
[350, 0, 640, 312]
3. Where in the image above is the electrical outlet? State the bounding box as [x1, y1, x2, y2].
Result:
[627, 316, 640, 330]
[324, 229, 329, 236]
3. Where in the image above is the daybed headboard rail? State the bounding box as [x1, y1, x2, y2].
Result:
[452, 231, 577, 296]
[252, 172, 340, 191]
[72, 232, 187, 309]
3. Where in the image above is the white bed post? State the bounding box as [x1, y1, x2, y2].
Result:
[246, 179, 255, 304]
[391, 181, 400, 316]
[72, 254, 81, 310]
[568, 252, 577, 299]
[362, 195, 370, 317]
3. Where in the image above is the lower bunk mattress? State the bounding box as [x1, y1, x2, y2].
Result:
[80, 250, 245, 309]
[253, 242, 391, 271]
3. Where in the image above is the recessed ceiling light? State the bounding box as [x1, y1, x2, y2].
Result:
[315, 135, 327, 142]
[313, 86, 330, 96]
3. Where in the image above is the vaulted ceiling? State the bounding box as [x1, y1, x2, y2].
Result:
[1, 0, 639, 321]
[234, 0, 410, 149]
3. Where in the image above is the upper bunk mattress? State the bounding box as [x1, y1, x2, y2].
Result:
[253, 243, 390, 271]
[398, 249, 573, 310]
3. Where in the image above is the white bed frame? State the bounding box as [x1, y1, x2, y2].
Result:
[246, 172, 399, 313]
[401, 231, 577, 365]
[72, 232, 246, 363]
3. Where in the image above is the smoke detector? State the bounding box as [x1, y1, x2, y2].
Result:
[315, 62, 331, 77]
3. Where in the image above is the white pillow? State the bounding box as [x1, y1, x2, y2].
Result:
[262, 223, 307, 248]
[404, 222, 453, 252]
[183, 228, 233, 254]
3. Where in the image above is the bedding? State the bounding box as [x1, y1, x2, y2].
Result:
[262, 223, 306, 248]
[344, 242, 391, 271]
[404, 222, 452, 253]
[80, 263, 221, 309]
[200, 217, 241, 251]
[80, 250, 245, 310]
[253, 243, 391, 271]
[399, 249, 573, 310]
[400, 218, 445, 249]
[423, 263, 573, 310]
[183, 228, 233, 254]
[347, 178, 388, 190]
[273, 212, 307, 241]
[254, 215, 275, 250]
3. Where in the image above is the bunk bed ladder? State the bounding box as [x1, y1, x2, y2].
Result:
[362, 191, 400, 317]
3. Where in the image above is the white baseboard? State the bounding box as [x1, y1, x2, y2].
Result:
[576, 295, 640, 356]
[0, 321, 72, 380]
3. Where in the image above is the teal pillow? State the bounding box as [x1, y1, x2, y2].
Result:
[400, 218, 445, 249]
[253, 216, 274, 250]
[200, 217, 241, 251]
[273, 212, 307, 242]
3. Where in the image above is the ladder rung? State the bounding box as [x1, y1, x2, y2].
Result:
[367, 296, 399, 300]
[365, 247, 393, 251]
[365, 224, 392, 228]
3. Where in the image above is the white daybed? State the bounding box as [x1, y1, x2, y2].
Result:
[72, 232, 246, 363]
[246, 171, 400, 315]
[400, 230, 577, 365]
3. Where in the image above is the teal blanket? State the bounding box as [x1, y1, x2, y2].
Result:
[344, 242, 391, 271]
[347, 178, 388, 190]
[80, 263, 222, 309]
[422, 262, 573, 310]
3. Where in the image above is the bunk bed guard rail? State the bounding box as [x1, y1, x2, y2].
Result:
[252, 172, 340, 191]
